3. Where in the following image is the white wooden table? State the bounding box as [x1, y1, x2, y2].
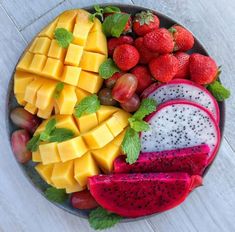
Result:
[0, 0, 235, 231]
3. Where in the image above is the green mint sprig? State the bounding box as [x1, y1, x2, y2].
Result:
[54, 28, 73, 48]
[89, 5, 121, 22]
[89, 207, 122, 230]
[99, 58, 120, 79]
[53, 82, 64, 99]
[74, 94, 100, 118]
[207, 80, 230, 101]
[102, 13, 130, 37]
[45, 187, 68, 203]
[121, 98, 157, 164]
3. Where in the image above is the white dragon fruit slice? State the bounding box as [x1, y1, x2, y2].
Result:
[141, 100, 220, 165]
[141, 79, 220, 124]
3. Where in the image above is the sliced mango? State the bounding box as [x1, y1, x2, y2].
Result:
[113, 110, 131, 128]
[90, 18, 102, 32]
[24, 103, 37, 114]
[96, 105, 118, 123]
[32, 150, 42, 162]
[66, 183, 85, 193]
[61, 66, 81, 86]
[74, 112, 98, 133]
[32, 37, 51, 55]
[48, 39, 66, 60]
[38, 18, 58, 39]
[35, 163, 54, 184]
[106, 115, 125, 137]
[42, 58, 63, 80]
[16, 52, 34, 71]
[112, 129, 127, 147]
[37, 100, 54, 119]
[15, 93, 26, 106]
[65, 44, 83, 66]
[39, 142, 61, 165]
[29, 54, 47, 74]
[75, 88, 91, 103]
[14, 71, 34, 94]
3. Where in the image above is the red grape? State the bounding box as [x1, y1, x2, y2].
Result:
[11, 129, 32, 163]
[98, 88, 117, 106]
[112, 73, 138, 103]
[105, 72, 123, 89]
[70, 190, 98, 209]
[120, 94, 141, 112]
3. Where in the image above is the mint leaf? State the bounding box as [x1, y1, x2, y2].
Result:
[54, 28, 73, 48]
[26, 134, 40, 152]
[121, 127, 141, 164]
[53, 82, 64, 99]
[48, 128, 74, 142]
[133, 98, 157, 120]
[128, 118, 150, 132]
[45, 187, 68, 203]
[102, 13, 130, 37]
[207, 80, 230, 101]
[99, 58, 120, 79]
[40, 118, 56, 141]
[103, 6, 121, 14]
[89, 207, 122, 230]
[74, 94, 100, 118]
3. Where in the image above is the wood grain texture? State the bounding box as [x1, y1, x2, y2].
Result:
[0, 0, 235, 231]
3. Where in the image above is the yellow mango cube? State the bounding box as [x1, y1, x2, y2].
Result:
[92, 141, 121, 173]
[96, 105, 118, 123]
[90, 18, 102, 33]
[77, 71, 103, 93]
[74, 152, 99, 187]
[55, 115, 80, 135]
[39, 18, 58, 38]
[48, 39, 66, 60]
[36, 80, 56, 110]
[76, 9, 92, 23]
[66, 183, 85, 193]
[15, 93, 26, 106]
[39, 142, 61, 165]
[58, 10, 77, 24]
[37, 100, 54, 119]
[73, 23, 93, 46]
[56, 85, 77, 115]
[35, 163, 54, 184]
[61, 66, 81, 86]
[79, 51, 106, 72]
[113, 110, 131, 128]
[56, 21, 74, 32]
[51, 160, 76, 188]
[83, 123, 114, 149]
[112, 129, 127, 147]
[28, 38, 37, 52]
[24, 78, 44, 104]
[64, 44, 83, 66]
[57, 136, 88, 162]
[32, 37, 51, 55]
[105, 116, 124, 137]
[32, 150, 42, 162]
[16, 52, 33, 71]
[75, 113, 98, 133]
[75, 88, 91, 103]
[29, 54, 47, 74]
[42, 58, 63, 80]
[14, 71, 34, 94]
[24, 103, 37, 114]
[85, 31, 107, 55]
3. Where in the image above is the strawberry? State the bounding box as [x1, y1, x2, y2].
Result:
[108, 36, 134, 56]
[189, 53, 218, 85]
[105, 72, 123, 89]
[133, 11, 160, 36]
[134, 37, 158, 64]
[143, 28, 174, 54]
[174, 52, 190, 79]
[131, 65, 154, 94]
[169, 25, 194, 52]
[113, 44, 140, 71]
[149, 54, 179, 82]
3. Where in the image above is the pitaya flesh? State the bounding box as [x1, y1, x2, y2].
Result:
[141, 79, 220, 123]
[114, 145, 209, 175]
[141, 100, 220, 165]
[89, 173, 202, 218]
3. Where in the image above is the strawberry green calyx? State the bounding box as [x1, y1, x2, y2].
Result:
[134, 11, 155, 25]
[168, 27, 177, 35]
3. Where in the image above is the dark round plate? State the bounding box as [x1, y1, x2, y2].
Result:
[6, 3, 225, 220]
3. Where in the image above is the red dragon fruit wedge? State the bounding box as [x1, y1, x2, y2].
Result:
[114, 145, 209, 175]
[141, 100, 220, 165]
[141, 79, 220, 124]
[89, 173, 202, 218]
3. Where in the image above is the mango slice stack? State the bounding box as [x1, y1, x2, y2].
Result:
[34, 106, 130, 193]
[14, 9, 107, 119]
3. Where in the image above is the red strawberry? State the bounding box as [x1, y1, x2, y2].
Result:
[133, 11, 160, 36]
[149, 54, 179, 82]
[131, 65, 154, 94]
[174, 52, 190, 79]
[189, 53, 218, 84]
[108, 36, 134, 56]
[105, 72, 123, 89]
[134, 37, 158, 64]
[144, 28, 174, 54]
[169, 25, 194, 52]
[113, 44, 140, 71]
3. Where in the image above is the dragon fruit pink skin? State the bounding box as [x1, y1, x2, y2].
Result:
[141, 100, 220, 165]
[114, 145, 209, 175]
[89, 173, 202, 218]
[141, 79, 220, 124]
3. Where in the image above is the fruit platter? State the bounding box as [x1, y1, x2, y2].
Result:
[7, 4, 230, 230]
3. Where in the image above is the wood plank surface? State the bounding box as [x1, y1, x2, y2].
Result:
[0, 0, 235, 231]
